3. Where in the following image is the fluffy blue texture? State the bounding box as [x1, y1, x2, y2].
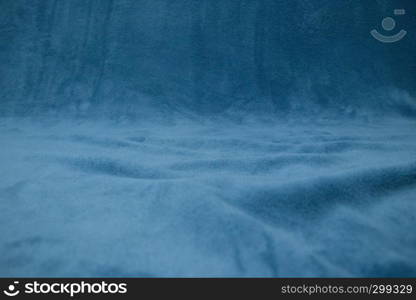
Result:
[0, 0, 415, 277]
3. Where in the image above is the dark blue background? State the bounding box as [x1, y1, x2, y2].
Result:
[0, 0, 415, 119]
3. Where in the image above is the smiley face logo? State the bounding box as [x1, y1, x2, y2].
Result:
[371, 9, 407, 43]
[3, 282, 20, 297]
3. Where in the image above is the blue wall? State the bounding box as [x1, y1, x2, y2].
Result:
[0, 0, 415, 118]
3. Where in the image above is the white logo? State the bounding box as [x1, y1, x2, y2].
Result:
[371, 9, 407, 43]
[3, 281, 20, 297]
